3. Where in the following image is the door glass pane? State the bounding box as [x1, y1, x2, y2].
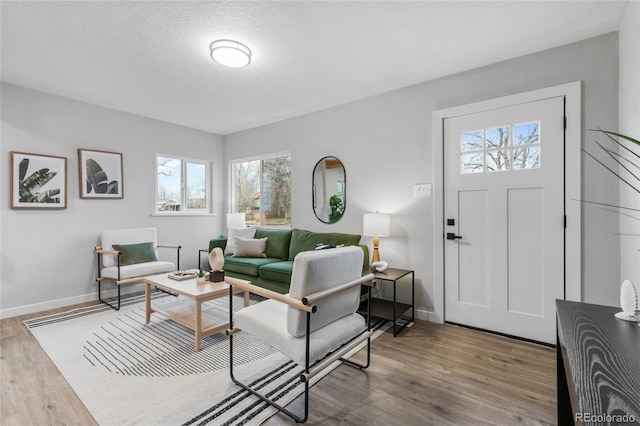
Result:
[186, 162, 206, 209]
[157, 156, 182, 211]
[486, 149, 511, 172]
[513, 146, 540, 169]
[262, 156, 292, 227]
[233, 160, 260, 226]
[514, 122, 540, 145]
[461, 153, 484, 173]
[461, 130, 483, 152]
[486, 126, 510, 149]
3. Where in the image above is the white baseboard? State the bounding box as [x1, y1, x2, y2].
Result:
[0, 283, 145, 319]
[414, 307, 439, 323]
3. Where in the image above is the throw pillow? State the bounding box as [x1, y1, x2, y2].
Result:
[112, 242, 158, 266]
[233, 237, 268, 258]
[225, 226, 257, 255]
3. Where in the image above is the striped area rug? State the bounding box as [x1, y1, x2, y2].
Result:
[26, 291, 385, 425]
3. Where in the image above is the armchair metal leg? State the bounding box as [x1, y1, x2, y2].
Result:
[97, 280, 121, 311]
[229, 333, 310, 423]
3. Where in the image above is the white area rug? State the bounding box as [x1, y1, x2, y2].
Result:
[26, 292, 385, 425]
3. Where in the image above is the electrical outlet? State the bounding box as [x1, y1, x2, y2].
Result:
[414, 183, 432, 197]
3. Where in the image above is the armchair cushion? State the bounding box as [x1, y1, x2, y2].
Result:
[287, 247, 363, 337]
[234, 299, 365, 365]
[112, 242, 157, 266]
[101, 261, 175, 280]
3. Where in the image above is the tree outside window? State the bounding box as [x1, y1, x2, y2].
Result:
[231, 154, 291, 227]
[156, 155, 209, 213]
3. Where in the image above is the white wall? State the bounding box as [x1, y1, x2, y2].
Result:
[0, 83, 225, 317]
[225, 33, 620, 317]
[619, 1, 640, 288]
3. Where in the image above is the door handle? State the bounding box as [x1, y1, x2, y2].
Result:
[446, 233, 462, 240]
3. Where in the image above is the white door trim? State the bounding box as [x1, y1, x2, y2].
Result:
[432, 82, 582, 324]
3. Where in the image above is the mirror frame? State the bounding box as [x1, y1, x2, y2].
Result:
[312, 156, 346, 224]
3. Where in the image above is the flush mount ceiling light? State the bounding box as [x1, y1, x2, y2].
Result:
[209, 39, 252, 68]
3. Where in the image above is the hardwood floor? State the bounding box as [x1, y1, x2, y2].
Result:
[1, 301, 556, 425]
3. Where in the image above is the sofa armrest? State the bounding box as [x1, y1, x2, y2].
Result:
[358, 245, 370, 268]
[209, 238, 228, 253]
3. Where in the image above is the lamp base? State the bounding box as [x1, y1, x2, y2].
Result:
[372, 236, 380, 263]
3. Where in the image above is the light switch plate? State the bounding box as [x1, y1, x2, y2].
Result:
[414, 183, 432, 197]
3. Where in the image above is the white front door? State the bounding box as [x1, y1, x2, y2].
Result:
[444, 96, 565, 344]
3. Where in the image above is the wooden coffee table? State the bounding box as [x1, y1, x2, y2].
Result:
[143, 273, 249, 351]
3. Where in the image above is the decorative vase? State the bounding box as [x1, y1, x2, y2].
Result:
[196, 276, 206, 285]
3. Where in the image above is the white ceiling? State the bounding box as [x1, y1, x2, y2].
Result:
[1, 1, 630, 135]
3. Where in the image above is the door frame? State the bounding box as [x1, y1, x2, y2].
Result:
[432, 82, 582, 324]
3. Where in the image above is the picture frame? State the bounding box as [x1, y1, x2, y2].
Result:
[78, 149, 123, 199]
[10, 151, 67, 210]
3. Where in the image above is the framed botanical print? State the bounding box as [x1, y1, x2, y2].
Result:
[10, 151, 68, 209]
[78, 149, 123, 199]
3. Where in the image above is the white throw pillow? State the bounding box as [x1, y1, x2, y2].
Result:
[233, 237, 268, 258]
[225, 226, 256, 255]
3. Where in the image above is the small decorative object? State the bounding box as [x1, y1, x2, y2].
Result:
[10, 151, 67, 209]
[371, 261, 389, 272]
[196, 270, 206, 285]
[615, 279, 638, 321]
[78, 149, 123, 199]
[208, 247, 225, 271]
[208, 247, 225, 282]
[209, 270, 225, 282]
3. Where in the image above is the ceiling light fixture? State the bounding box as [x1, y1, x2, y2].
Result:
[209, 39, 252, 68]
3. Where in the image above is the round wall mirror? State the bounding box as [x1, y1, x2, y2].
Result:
[312, 156, 346, 223]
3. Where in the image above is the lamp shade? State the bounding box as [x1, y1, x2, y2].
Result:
[227, 212, 246, 228]
[363, 213, 390, 237]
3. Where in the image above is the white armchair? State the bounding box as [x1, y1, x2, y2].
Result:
[226, 246, 375, 423]
[95, 227, 181, 310]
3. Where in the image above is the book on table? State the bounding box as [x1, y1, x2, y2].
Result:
[168, 270, 198, 281]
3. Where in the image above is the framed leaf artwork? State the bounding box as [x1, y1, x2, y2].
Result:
[10, 151, 68, 210]
[78, 149, 124, 199]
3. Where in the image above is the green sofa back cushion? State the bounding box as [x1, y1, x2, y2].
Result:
[112, 242, 157, 266]
[254, 228, 292, 260]
[288, 229, 361, 260]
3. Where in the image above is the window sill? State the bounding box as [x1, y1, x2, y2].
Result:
[151, 212, 217, 217]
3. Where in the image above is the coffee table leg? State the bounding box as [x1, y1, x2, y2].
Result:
[195, 300, 202, 352]
[243, 290, 250, 307]
[145, 282, 151, 324]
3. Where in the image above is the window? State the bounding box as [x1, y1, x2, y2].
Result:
[460, 121, 540, 173]
[230, 153, 291, 227]
[156, 155, 210, 213]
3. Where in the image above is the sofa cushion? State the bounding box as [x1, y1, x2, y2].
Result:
[223, 256, 281, 276]
[233, 237, 268, 258]
[225, 226, 257, 255]
[259, 260, 294, 284]
[112, 242, 158, 266]
[288, 229, 361, 260]
[254, 228, 292, 260]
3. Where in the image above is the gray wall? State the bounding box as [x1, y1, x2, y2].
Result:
[619, 1, 640, 288]
[225, 33, 621, 318]
[0, 83, 225, 317]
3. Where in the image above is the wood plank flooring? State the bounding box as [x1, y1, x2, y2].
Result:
[1, 301, 556, 425]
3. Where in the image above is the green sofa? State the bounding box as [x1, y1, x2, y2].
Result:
[207, 228, 369, 294]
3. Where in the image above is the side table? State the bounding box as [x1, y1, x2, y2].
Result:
[362, 267, 415, 336]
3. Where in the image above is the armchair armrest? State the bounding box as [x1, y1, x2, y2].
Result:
[226, 276, 314, 313]
[95, 245, 120, 256]
[158, 244, 181, 249]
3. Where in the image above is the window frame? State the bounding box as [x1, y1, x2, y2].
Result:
[155, 153, 212, 216]
[229, 151, 292, 228]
